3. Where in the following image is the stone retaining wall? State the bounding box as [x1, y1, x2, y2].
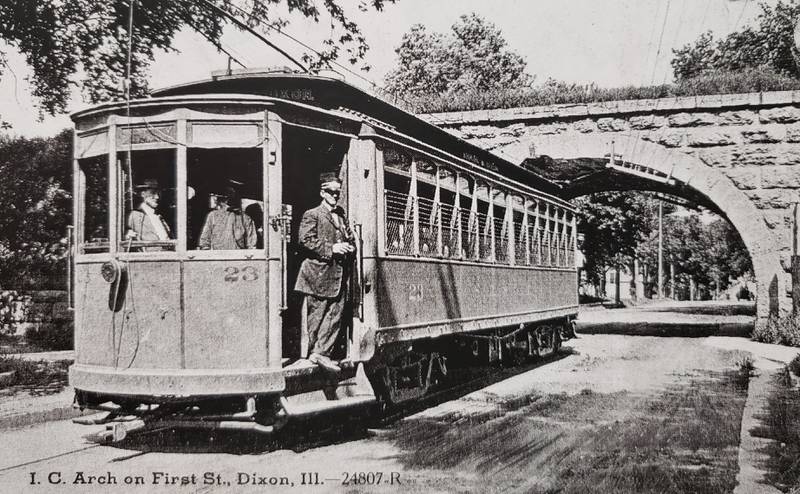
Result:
[0, 290, 72, 342]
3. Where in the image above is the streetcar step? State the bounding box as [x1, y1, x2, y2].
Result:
[280, 395, 377, 418]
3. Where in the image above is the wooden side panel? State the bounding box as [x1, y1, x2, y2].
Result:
[374, 258, 577, 329]
[183, 260, 268, 369]
[74, 261, 183, 369]
[118, 262, 183, 369]
[74, 262, 115, 366]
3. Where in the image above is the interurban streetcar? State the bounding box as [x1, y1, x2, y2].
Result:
[68, 69, 578, 437]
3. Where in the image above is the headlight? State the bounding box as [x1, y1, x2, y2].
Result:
[101, 260, 120, 283]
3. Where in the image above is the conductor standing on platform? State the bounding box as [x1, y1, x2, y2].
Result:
[294, 172, 356, 372]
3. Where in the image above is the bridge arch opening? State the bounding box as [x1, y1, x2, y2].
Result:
[515, 133, 788, 325]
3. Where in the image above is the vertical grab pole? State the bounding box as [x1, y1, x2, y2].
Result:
[354, 223, 365, 321]
[280, 204, 292, 311]
[66, 225, 74, 310]
[281, 204, 292, 311]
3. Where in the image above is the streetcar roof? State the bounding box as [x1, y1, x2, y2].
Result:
[149, 70, 564, 197]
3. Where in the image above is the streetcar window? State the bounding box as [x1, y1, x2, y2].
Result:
[511, 196, 527, 265]
[457, 175, 472, 260]
[416, 161, 437, 255]
[472, 183, 492, 262]
[118, 149, 177, 252]
[78, 157, 109, 254]
[492, 190, 508, 264]
[187, 148, 264, 251]
[438, 168, 458, 259]
[384, 170, 414, 256]
[527, 200, 541, 266]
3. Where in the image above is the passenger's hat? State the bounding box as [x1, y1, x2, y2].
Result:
[319, 172, 341, 187]
[134, 178, 160, 191]
[217, 186, 238, 200]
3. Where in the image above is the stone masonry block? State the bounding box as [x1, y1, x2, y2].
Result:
[742, 127, 785, 144]
[498, 123, 527, 137]
[30, 290, 67, 303]
[460, 125, 500, 139]
[746, 189, 800, 209]
[728, 146, 800, 167]
[668, 112, 718, 127]
[785, 125, 800, 143]
[759, 106, 800, 124]
[642, 132, 684, 148]
[596, 117, 629, 132]
[686, 130, 736, 147]
[572, 119, 597, 133]
[629, 115, 666, 130]
[723, 168, 761, 190]
[695, 149, 731, 168]
[761, 210, 794, 230]
[761, 166, 800, 189]
[719, 110, 756, 126]
[533, 123, 568, 135]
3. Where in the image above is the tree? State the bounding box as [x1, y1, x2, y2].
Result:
[385, 13, 531, 97]
[671, 0, 800, 80]
[0, 131, 72, 289]
[637, 213, 753, 300]
[573, 192, 657, 290]
[0, 0, 394, 119]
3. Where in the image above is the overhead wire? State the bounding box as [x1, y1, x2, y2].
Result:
[216, 0, 528, 167]
[197, 0, 308, 72]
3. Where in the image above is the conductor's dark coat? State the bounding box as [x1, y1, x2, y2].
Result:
[294, 204, 355, 299]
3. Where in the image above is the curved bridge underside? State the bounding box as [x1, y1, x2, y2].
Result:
[513, 133, 784, 321]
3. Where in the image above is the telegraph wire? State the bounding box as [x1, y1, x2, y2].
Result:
[198, 0, 308, 72]
[215, 0, 528, 166]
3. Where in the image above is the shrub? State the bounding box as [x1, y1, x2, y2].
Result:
[408, 68, 800, 114]
[790, 354, 800, 378]
[0, 353, 70, 388]
[0, 290, 30, 336]
[24, 322, 73, 351]
[753, 312, 800, 346]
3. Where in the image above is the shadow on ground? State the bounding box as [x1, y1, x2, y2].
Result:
[90, 350, 576, 455]
[381, 368, 750, 493]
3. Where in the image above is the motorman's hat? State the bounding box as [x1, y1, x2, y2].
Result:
[319, 171, 341, 187]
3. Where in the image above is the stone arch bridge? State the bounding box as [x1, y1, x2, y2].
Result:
[425, 92, 800, 324]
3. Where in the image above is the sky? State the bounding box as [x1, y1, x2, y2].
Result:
[0, 0, 773, 137]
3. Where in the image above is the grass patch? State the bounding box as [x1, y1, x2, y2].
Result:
[0, 353, 70, 392]
[759, 369, 800, 491]
[403, 68, 800, 114]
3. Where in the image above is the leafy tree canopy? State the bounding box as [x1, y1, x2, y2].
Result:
[573, 192, 658, 285]
[384, 13, 531, 98]
[575, 192, 752, 299]
[0, 131, 72, 288]
[0, 0, 394, 118]
[672, 0, 800, 80]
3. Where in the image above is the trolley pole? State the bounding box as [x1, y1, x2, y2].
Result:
[658, 200, 664, 299]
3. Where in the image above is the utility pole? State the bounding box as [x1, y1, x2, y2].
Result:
[658, 200, 663, 298]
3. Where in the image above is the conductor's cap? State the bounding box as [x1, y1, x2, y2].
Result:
[319, 172, 341, 187]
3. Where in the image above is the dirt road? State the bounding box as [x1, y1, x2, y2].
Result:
[0, 335, 766, 493]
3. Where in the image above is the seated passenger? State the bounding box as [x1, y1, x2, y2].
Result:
[126, 179, 172, 243]
[198, 185, 257, 250]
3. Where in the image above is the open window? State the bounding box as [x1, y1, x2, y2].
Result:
[118, 149, 177, 252]
[78, 157, 109, 254]
[187, 148, 264, 251]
